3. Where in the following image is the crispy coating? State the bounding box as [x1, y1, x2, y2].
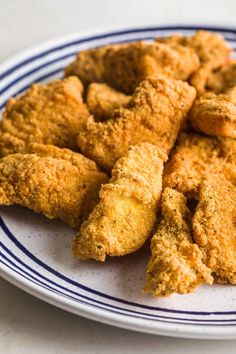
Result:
[156, 31, 231, 93]
[73, 143, 167, 261]
[64, 44, 125, 87]
[164, 132, 236, 196]
[77, 77, 196, 171]
[0, 144, 108, 228]
[65, 41, 199, 94]
[206, 61, 236, 93]
[193, 178, 236, 284]
[145, 188, 213, 297]
[103, 41, 199, 94]
[190, 87, 236, 138]
[0, 77, 89, 156]
[86, 83, 131, 120]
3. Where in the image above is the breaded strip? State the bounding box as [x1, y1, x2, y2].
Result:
[206, 61, 236, 93]
[77, 77, 196, 171]
[64, 44, 125, 87]
[145, 188, 213, 297]
[164, 132, 236, 196]
[73, 143, 167, 261]
[0, 144, 108, 228]
[0, 77, 89, 156]
[193, 178, 236, 284]
[156, 31, 231, 93]
[190, 87, 236, 139]
[65, 41, 199, 94]
[86, 83, 131, 120]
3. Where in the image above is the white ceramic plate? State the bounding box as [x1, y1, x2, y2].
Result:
[1, 25, 236, 340]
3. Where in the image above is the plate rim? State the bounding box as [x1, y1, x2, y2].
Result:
[1, 24, 236, 339]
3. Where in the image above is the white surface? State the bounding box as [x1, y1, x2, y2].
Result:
[1, 0, 236, 352]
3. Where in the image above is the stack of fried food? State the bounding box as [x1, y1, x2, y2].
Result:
[0, 30, 235, 297]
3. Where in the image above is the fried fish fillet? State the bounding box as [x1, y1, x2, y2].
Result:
[0, 144, 108, 228]
[86, 83, 131, 120]
[163, 132, 236, 196]
[206, 61, 236, 93]
[77, 77, 196, 171]
[73, 143, 167, 261]
[193, 178, 236, 284]
[65, 41, 199, 94]
[145, 188, 213, 297]
[156, 30, 231, 94]
[0, 77, 89, 156]
[190, 87, 236, 139]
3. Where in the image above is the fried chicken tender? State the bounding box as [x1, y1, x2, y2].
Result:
[73, 143, 167, 261]
[145, 188, 213, 297]
[164, 132, 236, 196]
[77, 77, 196, 171]
[206, 61, 236, 93]
[190, 87, 236, 139]
[65, 41, 199, 94]
[86, 83, 131, 120]
[0, 144, 108, 228]
[193, 178, 236, 284]
[64, 44, 125, 87]
[0, 77, 89, 156]
[156, 31, 231, 93]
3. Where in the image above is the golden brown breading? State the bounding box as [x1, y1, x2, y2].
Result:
[103, 41, 199, 94]
[0, 144, 108, 228]
[145, 188, 213, 297]
[190, 87, 236, 139]
[77, 77, 196, 171]
[86, 83, 131, 120]
[64, 44, 125, 87]
[64, 41, 199, 94]
[193, 178, 236, 284]
[156, 31, 231, 94]
[206, 61, 236, 93]
[163, 132, 236, 196]
[0, 77, 89, 156]
[73, 143, 167, 261]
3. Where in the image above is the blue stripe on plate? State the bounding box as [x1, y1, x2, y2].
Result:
[2, 254, 236, 326]
[2, 217, 236, 318]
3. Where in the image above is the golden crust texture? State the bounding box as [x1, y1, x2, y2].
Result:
[0, 77, 89, 156]
[86, 83, 131, 120]
[190, 88, 236, 139]
[77, 77, 196, 171]
[163, 132, 236, 196]
[193, 178, 236, 284]
[73, 143, 167, 261]
[64, 41, 199, 94]
[0, 144, 108, 228]
[206, 61, 236, 93]
[156, 30, 231, 94]
[145, 188, 213, 296]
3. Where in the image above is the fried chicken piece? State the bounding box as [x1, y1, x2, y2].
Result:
[64, 44, 125, 87]
[86, 83, 131, 120]
[0, 77, 89, 157]
[0, 144, 108, 229]
[156, 31, 231, 93]
[73, 143, 167, 261]
[206, 61, 236, 93]
[145, 188, 213, 297]
[77, 77, 196, 171]
[65, 41, 199, 94]
[164, 132, 236, 196]
[193, 178, 236, 284]
[190, 87, 236, 139]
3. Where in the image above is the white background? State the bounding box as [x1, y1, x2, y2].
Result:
[1, 0, 236, 352]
